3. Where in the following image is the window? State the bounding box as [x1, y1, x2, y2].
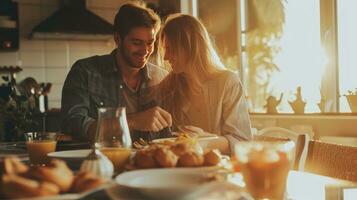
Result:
[194, 0, 355, 114]
[337, 0, 357, 112]
[242, 0, 326, 113]
[197, 0, 240, 72]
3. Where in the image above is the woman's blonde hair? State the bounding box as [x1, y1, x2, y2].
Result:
[158, 13, 225, 124]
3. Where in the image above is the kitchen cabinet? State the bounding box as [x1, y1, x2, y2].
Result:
[0, 0, 19, 51]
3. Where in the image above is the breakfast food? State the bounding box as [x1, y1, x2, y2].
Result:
[71, 172, 105, 193]
[134, 149, 159, 168]
[154, 147, 178, 167]
[0, 157, 106, 199]
[132, 135, 223, 169]
[28, 159, 74, 192]
[177, 152, 204, 167]
[0, 156, 28, 175]
[1, 174, 60, 198]
[204, 149, 222, 166]
[170, 142, 193, 156]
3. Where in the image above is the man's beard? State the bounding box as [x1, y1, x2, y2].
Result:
[120, 44, 146, 69]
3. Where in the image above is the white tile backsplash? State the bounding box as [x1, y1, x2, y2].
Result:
[89, 40, 114, 55]
[0, 0, 121, 109]
[69, 41, 91, 51]
[49, 100, 61, 109]
[45, 68, 68, 84]
[68, 51, 91, 67]
[48, 84, 62, 101]
[0, 52, 19, 66]
[17, 68, 45, 83]
[21, 39, 45, 51]
[44, 51, 69, 67]
[19, 51, 45, 67]
[44, 41, 68, 51]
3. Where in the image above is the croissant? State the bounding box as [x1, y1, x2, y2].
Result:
[1, 174, 60, 199]
[28, 159, 74, 192]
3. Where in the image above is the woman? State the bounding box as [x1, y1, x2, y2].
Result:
[158, 14, 252, 154]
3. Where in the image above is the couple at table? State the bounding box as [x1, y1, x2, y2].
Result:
[61, 2, 252, 154]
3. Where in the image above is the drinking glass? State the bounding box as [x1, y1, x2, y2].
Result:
[95, 107, 132, 173]
[234, 141, 295, 200]
[24, 132, 57, 166]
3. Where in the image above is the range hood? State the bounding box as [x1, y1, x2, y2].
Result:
[30, 0, 113, 40]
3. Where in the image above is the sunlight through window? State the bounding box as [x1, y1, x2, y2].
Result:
[338, 0, 357, 112]
[272, 0, 324, 113]
[246, 0, 325, 113]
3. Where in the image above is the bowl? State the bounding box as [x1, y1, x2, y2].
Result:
[114, 168, 215, 199]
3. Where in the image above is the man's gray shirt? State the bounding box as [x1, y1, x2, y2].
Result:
[61, 49, 168, 141]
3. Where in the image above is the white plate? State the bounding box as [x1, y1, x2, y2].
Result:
[152, 136, 218, 151]
[174, 125, 219, 138]
[17, 183, 111, 200]
[17, 193, 80, 200]
[48, 149, 91, 159]
[152, 135, 218, 143]
[115, 168, 217, 199]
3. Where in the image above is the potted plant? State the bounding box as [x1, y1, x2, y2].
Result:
[245, 0, 285, 111]
[0, 74, 40, 141]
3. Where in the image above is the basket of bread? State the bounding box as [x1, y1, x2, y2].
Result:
[131, 134, 227, 169]
[0, 157, 107, 199]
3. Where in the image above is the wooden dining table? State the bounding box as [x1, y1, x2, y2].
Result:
[1, 141, 356, 200]
[228, 171, 356, 200]
[85, 170, 357, 200]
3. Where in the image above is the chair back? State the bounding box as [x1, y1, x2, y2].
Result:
[305, 140, 357, 182]
[257, 127, 310, 171]
[319, 136, 357, 147]
[254, 135, 290, 142]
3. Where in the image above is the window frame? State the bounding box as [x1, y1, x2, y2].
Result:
[193, 0, 345, 114]
[239, 0, 341, 114]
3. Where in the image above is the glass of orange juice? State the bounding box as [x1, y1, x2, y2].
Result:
[24, 132, 57, 166]
[95, 107, 132, 173]
[235, 141, 295, 200]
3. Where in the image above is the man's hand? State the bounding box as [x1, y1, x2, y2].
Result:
[127, 106, 172, 132]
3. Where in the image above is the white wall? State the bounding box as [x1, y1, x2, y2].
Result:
[0, 0, 127, 108]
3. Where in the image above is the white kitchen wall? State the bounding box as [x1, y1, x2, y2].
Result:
[0, 0, 123, 108]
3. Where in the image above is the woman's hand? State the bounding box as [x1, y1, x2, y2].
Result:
[127, 106, 172, 132]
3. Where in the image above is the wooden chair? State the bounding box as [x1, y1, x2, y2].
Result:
[305, 140, 357, 182]
[319, 136, 357, 147]
[254, 135, 290, 142]
[256, 127, 310, 171]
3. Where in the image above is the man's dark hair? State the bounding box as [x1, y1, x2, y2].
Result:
[114, 2, 161, 39]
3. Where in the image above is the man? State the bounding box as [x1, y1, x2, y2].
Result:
[61, 2, 171, 142]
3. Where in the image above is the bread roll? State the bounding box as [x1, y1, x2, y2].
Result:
[1, 174, 59, 199]
[204, 149, 222, 166]
[0, 157, 28, 175]
[170, 142, 192, 156]
[134, 149, 158, 168]
[177, 152, 204, 167]
[154, 147, 178, 168]
[71, 172, 105, 193]
[29, 159, 74, 192]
